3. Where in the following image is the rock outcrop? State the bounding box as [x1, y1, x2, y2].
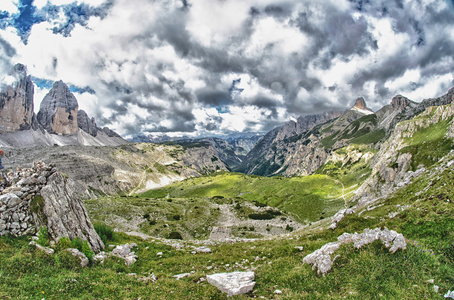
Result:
[303, 227, 406, 275]
[207, 271, 256, 296]
[77, 110, 98, 137]
[351, 97, 374, 115]
[40, 171, 104, 252]
[37, 80, 79, 135]
[0, 162, 104, 252]
[0, 64, 35, 133]
[355, 102, 454, 206]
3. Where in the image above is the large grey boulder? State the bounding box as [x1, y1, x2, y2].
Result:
[37, 80, 79, 135]
[40, 172, 104, 252]
[0, 63, 35, 133]
[207, 271, 255, 296]
[303, 227, 406, 275]
[77, 110, 98, 137]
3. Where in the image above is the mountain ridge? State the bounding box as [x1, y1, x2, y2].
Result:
[0, 64, 126, 148]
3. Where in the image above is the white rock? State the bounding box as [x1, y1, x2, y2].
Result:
[207, 271, 255, 296]
[29, 241, 54, 255]
[192, 246, 212, 253]
[173, 273, 191, 280]
[65, 248, 88, 267]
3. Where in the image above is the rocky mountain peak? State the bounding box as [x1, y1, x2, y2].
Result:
[0, 63, 35, 133]
[37, 80, 79, 135]
[391, 95, 412, 110]
[351, 97, 373, 115]
[77, 110, 98, 137]
[354, 97, 367, 110]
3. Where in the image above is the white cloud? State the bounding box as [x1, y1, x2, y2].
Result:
[1, 0, 19, 14]
[34, 0, 109, 10]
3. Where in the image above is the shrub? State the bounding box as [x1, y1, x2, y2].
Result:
[55, 237, 71, 252]
[57, 250, 82, 270]
[168, 231, 183, 240]
[37, 226, 50, 247]
[94, 222, 114, 244]
[70, 237, 83, 251]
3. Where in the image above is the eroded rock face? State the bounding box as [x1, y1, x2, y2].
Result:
[0, 162, 104, 252]
[41, 172, 104, 252]
[0, 63, 35, 133]
[77, 110, 98, 137]
[37, 80, 79, 135]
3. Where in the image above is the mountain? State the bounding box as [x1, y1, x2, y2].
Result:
[0, 64, 127, 148]
[37, 80, 79, 135]
[0, 64, 36, 133]
[238, 111, 344, 176]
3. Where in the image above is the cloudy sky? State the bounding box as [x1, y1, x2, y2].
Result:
[0, 0, 453, 139]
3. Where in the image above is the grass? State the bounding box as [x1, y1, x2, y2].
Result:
[399, 119, 454, 170]
[3, 158, 454, 298]
[138, 172, 347, 223]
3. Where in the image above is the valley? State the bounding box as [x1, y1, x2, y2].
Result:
[1, 77, 454, 298]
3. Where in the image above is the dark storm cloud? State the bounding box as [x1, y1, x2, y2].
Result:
[3, 0, 454, 137]
[196, 88, 232, 107]
[0, 36, 16, 57]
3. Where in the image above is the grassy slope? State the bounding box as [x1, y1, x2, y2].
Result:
[2, 110, 454, 299]
[139, 172, 346, 223]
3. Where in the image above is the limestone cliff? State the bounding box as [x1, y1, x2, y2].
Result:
[37, 80, 79, 135]
[355, 102, 454, 206]
[77, 110, 98, 137]
[0, 64, 35, 133]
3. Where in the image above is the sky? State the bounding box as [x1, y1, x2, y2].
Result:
[0, 0, 453, 139]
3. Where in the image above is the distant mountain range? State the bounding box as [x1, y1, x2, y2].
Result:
[0, 64, 127, 148]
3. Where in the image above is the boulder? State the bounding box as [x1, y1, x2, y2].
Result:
[207, 271, 255, 296]
[40, 172, 104, 252]
[111, 243, 138, 266]
[65, 248, 89, 267]
[304, 227, 407, 275]
[29, 240, 54, 255]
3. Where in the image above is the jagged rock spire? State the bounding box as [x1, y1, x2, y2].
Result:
[37, 80, 79, 135]
[0, 63, 35, 133]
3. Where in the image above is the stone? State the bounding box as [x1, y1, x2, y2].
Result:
[111, 243, 135, 257]
[1, 193, 22, 208]
[192, 246, 212, 253]
[206, 271, 255, 296]
[124, 255, 137, 267]
[274, 290, 283, 294]
[29, 241, 54, 255]
[138, 273, 157, 283]
[40, 172, 104, 252]
[434, 285, 439, 293]
[173, 273, 191, 280]
[37, 80, 79, 135]
[445, 290, 454, 299]
[65, 248, 89, 267]
[304, 227, 407, 275]
[111, 243, 138, 266]
[93, 251, 108, 264]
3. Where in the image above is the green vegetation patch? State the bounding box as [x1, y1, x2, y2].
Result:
[399, 119, 454, 170]
[139, 173, 346, 223]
